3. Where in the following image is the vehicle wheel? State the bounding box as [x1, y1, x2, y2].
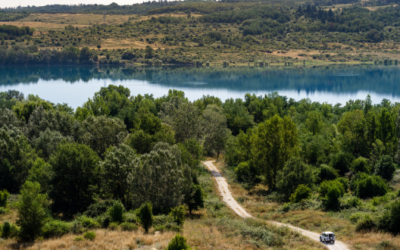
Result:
[332, 241, 335, 244]
[320, 237, 322, 242]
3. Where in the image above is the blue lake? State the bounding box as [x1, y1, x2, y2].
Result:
[1, 65, 400, 109]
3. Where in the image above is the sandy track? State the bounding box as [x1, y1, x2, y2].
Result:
[202, 161, 349, 250]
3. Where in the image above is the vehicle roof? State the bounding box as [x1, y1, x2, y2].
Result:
[323, 231, 335, 234]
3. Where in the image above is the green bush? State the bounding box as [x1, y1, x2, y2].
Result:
[0, 207, 7, 214]
[337, 177, 349, 192]
[73, 236, 84, 241]
[234, 161, 258, 182]
[354, 174, 388, 199]
[330, 152, 354, 176]
[83, 231, 96, 241]
[108, 201, 125, 223]
[124, 213, 137, 223]
[351, 157, 370, 173]
[137, 202, 153, 233]
[319, 179, 345, 210]
[77, 216, 100, 229]
[120, 222, 138, 232]
[2, 221, 11, 238]
[42, 220, 71, 238]
[0, 189, 10, 207]
[95, 214, 111, 228]
[166, 234, 190, 250]
[154, 223, 181, 233]
[83, 200, 119, 218]
[289, 184, 311, 203]
[169, 206, 186, 226]
[1, 221, 19, 239]
[315, 164, 338, 183]
[349, 213, 363, 224]
[374, 155, 396, 181]
[379, 200, 400, 233]
[356, 215, 376, 232]
[341, 196, 362, 209]
[108, 222, 119, 231]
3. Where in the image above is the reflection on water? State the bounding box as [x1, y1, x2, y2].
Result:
[0, 65, 399, 109]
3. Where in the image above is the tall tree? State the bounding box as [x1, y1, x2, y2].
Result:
[49, 142, 101, 218]
[252, 115, 297, 189]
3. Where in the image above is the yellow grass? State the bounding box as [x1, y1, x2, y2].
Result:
[20, 13, 133, 26]
[0, 229, 175, 250]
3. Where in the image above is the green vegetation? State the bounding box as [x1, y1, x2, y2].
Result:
[2, 1, 400, 65]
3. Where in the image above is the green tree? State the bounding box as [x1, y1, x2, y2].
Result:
[79, 47, 93, 62]
[125, 129, 153, 154]
[351, 157, 370, 174]
[109, 201, 125, 223]
[100, 144, 136, 204]
[183, 182, 204, 215]
[305, 111, 324, 135]
[315, 164, 339, 183]
[169, 205, 186, 226]
[16, 181, 49, 241]
[27, 158, 53, 193]
[374, 155, 396, 181]
[252, 115, 297, 189]
[0, 108, 23, 129]
[223, 98, 254, 135]
[354, 173, 388, 198]
[277, 157, 313, 201]
[0, 189, 10, 207]
[145, 46, 154, 59]
[201, 105, 230, 159]
[32, 129, 73, 160]
[330, 152, 354, 176]
[49, 142, 101, 218]
[81, 115, 128, 157]
[128, 142, 188, 213]
[137, 202, 153, 234]
[0, 126, 37, 192]
[290, 184, 312, 203]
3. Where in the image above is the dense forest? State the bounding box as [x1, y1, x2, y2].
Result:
[0, 84, 400, 244]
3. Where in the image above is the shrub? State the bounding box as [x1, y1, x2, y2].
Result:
[337, 177, 349, 192]
[108, 222, 119, 231]
[349, 213, 363, 224]
[77, 216, 100, 229]
[289, 184, 312, 203]
[2, 221, 11, 238]
[83, 231, 96, 241]
[341, 196, 362, 209]
[95, 214, 111, 228]
[234, 161, 258, 182]
[0, 189, 10, 207]
[169, 206, 186, 226]
[166, 234, 190, 250]
[42, 220, 71, 238]
[124, 213, 137, 223]
[83, 200, 119, 218]
[0, 207, 7, 214]
[351, 157, 370, 173]
[374, 155, 396, 181]
[354, 174, 388, 199]
[330, 152, 354, 176]
[73, 237, 83, 241]
[120, 222, 138, 232]
[379, 200, 400, 233]
[356, 215, 376, 232]
[109, 201, 125, 224]
[315, 164, 339, 183]
[277, 157, 313, 201]
[319, 180, 345, 210]
[137, 202, 153, 233]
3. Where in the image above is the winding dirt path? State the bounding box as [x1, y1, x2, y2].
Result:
[203, 161, 349, 250]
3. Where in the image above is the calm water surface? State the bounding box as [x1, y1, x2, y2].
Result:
[1, 65, 400, 109]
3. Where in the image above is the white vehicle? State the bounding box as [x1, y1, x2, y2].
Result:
[320, 231, 335, 244]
